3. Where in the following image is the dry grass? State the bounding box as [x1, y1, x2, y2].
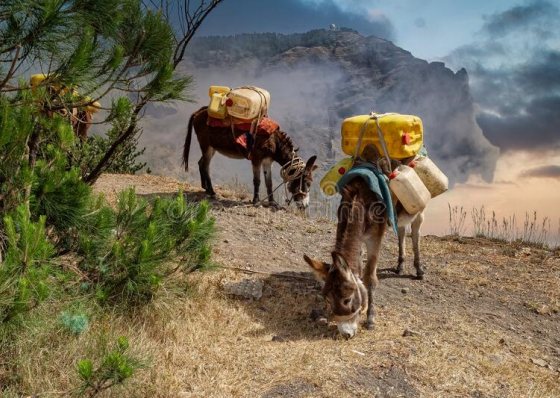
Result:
[4, 174, 560, 397]
[6, 259, 560, 397]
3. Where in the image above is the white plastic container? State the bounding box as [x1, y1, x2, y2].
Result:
[389, 165, 431, 214]
[412, 156, 448, 198]
[226, 87, 270, 121]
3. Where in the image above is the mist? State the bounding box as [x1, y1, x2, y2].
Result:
[135, 30, 499, 191]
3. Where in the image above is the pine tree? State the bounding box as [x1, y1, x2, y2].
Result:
[0, 0, 224, 310]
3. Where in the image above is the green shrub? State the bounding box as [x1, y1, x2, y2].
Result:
[0, 205, 54, 323]
[73, 98, 147, 176]
[77, 189, 215, 304]
[76, 336, 142, 397]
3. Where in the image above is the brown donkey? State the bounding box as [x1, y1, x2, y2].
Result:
[304, 152, 425, 339]
[304, 178, 386, 338]
[183, 107, 318, 208]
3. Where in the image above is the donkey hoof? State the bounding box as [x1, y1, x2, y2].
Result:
[364, 321, 375, 331]
[415, 273, 425, 281]
[395, 267, 404, 275]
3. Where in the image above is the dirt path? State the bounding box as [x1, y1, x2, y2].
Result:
[94, 174, 560, 397]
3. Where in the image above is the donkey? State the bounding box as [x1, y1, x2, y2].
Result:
[183, 107, 318, 208]
[396, 206, 425, 279]
[304, 147, 425, 339]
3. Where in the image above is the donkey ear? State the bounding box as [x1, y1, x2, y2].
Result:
[305, 155, 317, 169]
[331, 251, 352, 280]
[304, 254, 329, 280]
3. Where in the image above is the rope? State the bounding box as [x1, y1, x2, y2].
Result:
[251, 152, 305, 207]
[280, 153, 306, 183]
[280, 152, 306, 205]
[354, 112, 395, 176]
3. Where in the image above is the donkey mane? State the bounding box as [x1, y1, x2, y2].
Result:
[335, 180, 381, 272]
[265, 130, 295, 165]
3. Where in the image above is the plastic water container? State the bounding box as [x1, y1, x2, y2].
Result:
[389, 165, 431, 214]
[208, 85, 230, 98]
[320, 157, 354, 196]
[412, 156, 448, 198]
[226, 87, 270, 121]
[207, 92, 228, 119]
[341, 114, 423, 159]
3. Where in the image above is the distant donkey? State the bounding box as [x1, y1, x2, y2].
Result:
[304, 145, 425, 339]
[183, 106, 318, 208]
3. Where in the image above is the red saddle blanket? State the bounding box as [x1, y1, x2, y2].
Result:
[207, 116, 279, 136]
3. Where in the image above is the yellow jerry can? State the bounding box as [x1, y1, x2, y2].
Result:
[341, 114, 423, 160]
[207, 92, 228, 119]
[82, 97, 101, 113]
[320, 157, 354, 196]
[208, 85, 230, 98]
[30, 73, 71, 95]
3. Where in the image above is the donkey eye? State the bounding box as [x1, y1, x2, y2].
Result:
[343, 298, 352, 306]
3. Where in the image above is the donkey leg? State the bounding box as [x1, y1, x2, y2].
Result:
[396, 226, 406, 275]
[412, 211, 425, 280]
[199, 147, 216, 197]
[363, 225, 386, 330]
[252, 161, 262, 205]
[262, 158, 278, 206]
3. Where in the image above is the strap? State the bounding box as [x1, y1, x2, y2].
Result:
[353, 112, 394, 175]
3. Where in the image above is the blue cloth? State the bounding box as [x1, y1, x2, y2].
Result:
[337, 163, 398, 234]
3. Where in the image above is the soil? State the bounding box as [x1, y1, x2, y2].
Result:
[93, 174, 560, 397]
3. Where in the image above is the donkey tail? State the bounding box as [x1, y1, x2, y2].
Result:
[183, 106, 207, 171]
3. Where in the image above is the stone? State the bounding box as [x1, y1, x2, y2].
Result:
[223, 278, 263, 300]
[531, 358, 549, 368]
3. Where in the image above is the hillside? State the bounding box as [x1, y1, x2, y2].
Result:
[86, 174, 560, 396]
[142, 29, 498, 186]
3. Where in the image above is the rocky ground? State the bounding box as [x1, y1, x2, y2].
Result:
[91, 174, 560, 397]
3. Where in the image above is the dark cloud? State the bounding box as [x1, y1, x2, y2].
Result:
[481, 0, 558, 38]
[477, 96, 560, 151]
[520, 165, 560, 179]
[194, 0, 395, 40]
[446, 0, 560, 154]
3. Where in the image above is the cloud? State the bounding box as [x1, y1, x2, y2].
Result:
[446, 0, 560, 154]
[481, 0, 558, 38]
[196, 0, 395, 40]
[520, 165, 560, 179]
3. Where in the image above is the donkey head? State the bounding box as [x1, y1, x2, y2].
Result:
[287, 155, 318, 209]
[304, 251, 366, 339]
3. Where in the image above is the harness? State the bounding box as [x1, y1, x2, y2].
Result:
[280, 153, 306, 205]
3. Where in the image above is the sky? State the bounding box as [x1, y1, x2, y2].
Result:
[197, 0, 530, 60]
[191, 0, 560, 242]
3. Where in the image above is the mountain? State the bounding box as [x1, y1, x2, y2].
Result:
[142, 29, 499, 185]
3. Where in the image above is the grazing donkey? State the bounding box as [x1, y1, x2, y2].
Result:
[304, 145, 425, 339]
[183, 106, 318, 208]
